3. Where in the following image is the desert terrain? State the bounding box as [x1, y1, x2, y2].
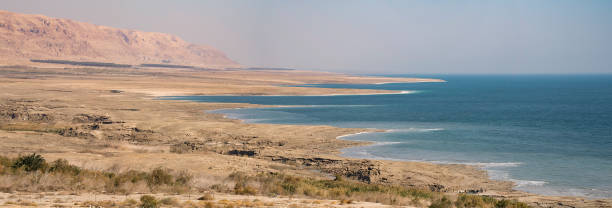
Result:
[0, 65, 609, 208]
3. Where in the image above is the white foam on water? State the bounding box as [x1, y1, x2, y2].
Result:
[336, 131, 374, 139]
[515, 184, 612, 198]
[369, 141, 403, 146]
[242, 118, 269, 123]
[460, 162, 523, 168]
[512, 179, 548, 187]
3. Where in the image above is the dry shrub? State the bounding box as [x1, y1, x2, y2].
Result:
[140, 195, 158, 208]
[159, 197, 179, 206]
[197, 192, 214, 200]
[339, 199, 353, 205]
[81, 200, 117, 207]
[203, 201, 215, 208]
[225, 172, 531, 208]
[0, 155, 192, 195]
[224, 171, 430, 206]
[122, 198, 138, 206]
[170, 143, 193, 154]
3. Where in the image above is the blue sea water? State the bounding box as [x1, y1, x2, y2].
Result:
[164, 75, 612, 198]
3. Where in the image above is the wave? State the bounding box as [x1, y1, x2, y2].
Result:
[512, 179, 548, 187]
[460, 162, 522, 168]
[336, 131, 373, 139]
[370, 141, 403, 146]
[515, 185, 612, 198]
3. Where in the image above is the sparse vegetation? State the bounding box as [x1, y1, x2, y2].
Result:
[227, 171, 431, 206]
[169, 142, 193, 154]
[159, 197, 180, 206]
[12, 153, 46, 172]
[494, 199, 531, 208]
[198, 193, 215, 201]
[0, 154, 191, 194]
[429, 196, 453, 208]
[140, 195, 159, 208]
[226, 172, 531, 207]
[0, 155, 531, 207]
[0, 123, 63, 134]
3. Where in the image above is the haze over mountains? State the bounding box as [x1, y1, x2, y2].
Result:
[0, 10, 240, 69]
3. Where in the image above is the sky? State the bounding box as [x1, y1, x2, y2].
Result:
[3, 0, 612, 74]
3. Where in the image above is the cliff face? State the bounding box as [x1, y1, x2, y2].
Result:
[0, 10, 240, 69]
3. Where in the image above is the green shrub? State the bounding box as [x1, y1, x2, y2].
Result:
[0, 156, 12, 168]
[147, 167, 173, 186]
[228, 172, 432, 205]
[159, 197, 179, 206]
[429, 196, 453, 208]
[456, 194, 495, 208]
[12, 153, 47, 172]
[496, 199, 530, 208]
[234, 182, 257, 195]
[0, 154, 195, 194]
[48, 159, 81, 175]
[140, 195, 158, 208]
[334, 173, 344, 182]
[174, 170, 192, 186]
[453, 194, 530, 208]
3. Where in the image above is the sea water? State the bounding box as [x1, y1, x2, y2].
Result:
[164, 75, 612, 198]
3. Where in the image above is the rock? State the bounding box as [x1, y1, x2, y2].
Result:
[227, 149, 257, 157]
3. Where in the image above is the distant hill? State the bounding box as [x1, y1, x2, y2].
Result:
[0, 10, 240, 69]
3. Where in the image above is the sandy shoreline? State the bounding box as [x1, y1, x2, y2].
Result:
[161, 87, 587, 200]
[0, 66, 610, 207]
[195, 105, 531, 195]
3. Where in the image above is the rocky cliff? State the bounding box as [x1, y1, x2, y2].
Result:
[0, 10, 240, 69]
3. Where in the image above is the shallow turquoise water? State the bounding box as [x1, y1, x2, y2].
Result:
[164, 75, 612, 198]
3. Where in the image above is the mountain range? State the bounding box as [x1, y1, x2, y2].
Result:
[0, 10, 240, 69]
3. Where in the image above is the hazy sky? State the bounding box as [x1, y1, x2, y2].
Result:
[3, 0, 612, 74]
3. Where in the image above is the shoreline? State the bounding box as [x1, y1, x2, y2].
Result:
[192, 97, 610, 200]
[196, 104, 517, 188]
[157, 90, 419, 97]
[1, 66, 610, 207]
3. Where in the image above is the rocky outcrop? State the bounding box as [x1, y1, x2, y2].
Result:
[0, 102, 54, 122]
[0, 101, 158, 142]
[263, 155, 385, 183]
[0, 10, 240, 69]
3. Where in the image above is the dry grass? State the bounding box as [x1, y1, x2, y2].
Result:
[0, 154, 192, 194]
[0, 154, 530, 208]
[225, 171, 430, 206]
[224, 172, 531, 208]
[0, 123, 63, 134]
